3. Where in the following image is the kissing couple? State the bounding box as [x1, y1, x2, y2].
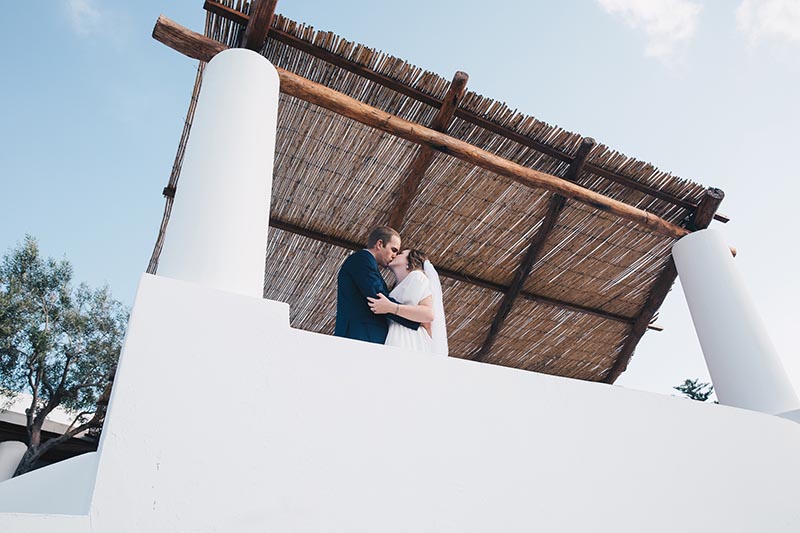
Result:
[334, 226, 448, 356]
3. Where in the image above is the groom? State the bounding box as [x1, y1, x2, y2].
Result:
[335, 226, 420, 344]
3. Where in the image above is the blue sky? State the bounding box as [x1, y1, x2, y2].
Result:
[1, 0, 799, 397]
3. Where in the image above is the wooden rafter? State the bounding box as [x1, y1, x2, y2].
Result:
[473, 137, 596, 362]
[602, 187, 725, 383]
[240, 0, 278, 51]
[151, 15, 693, 241]
[268, 218, 643, 326]
[202, 0, 728, 224]
[387, 71, 469, 230]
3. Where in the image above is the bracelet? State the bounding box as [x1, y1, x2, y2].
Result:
[395, 303, 400, 314]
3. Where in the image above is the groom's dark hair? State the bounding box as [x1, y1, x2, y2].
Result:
[366, 226, 400, 248]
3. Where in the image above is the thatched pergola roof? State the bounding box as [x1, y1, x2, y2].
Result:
[149, 0, 726, 383]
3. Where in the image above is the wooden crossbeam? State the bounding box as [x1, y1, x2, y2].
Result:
[473, 137, 596, 362]
[153, 15, 227, 60]
[202, 0, 728, 224]
[152, 15, 692, 241]
[387, 71, 469, 229]
[268, 218, 643, 326]
[240, 0, 278, 51]
[602, 187, 725, 383]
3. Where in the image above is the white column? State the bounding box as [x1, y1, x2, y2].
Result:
[0, 441, 26, 482]
[157, 48, 280, 298]
[672, 228, 800, 415]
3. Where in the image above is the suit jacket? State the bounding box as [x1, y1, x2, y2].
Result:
[335, 249, 420, 344]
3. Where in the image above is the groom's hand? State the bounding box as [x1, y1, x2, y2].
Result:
[367, 293, 396, 315]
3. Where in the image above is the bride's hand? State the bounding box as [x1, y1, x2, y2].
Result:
[367, 293, 396, 315]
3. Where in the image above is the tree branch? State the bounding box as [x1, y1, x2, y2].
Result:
[70, 381, 105, 390]
[24, 388, 35, 443]
[35, 415, 101, 459]
[55, 350, 75, 398]
[62, 410, 95, 436]
[29, 371, 114, 461]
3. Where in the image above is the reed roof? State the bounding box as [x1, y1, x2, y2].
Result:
[150, 1, 725, 383]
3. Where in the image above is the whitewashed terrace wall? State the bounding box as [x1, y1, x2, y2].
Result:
[0, 273, 798, 532]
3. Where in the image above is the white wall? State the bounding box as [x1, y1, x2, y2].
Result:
[0, 442, 26, 482]
[0, 452, 98, 515]
[1, 273, 799, 532]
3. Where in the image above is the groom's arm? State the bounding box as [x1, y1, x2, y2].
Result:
[349, 252, 420, 330]
[385, 303, 422, 329]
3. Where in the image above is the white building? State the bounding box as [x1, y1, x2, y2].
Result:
[1, 3, 798, 531]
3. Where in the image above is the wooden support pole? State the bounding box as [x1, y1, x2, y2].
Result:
[602, 187, 725, 383]
[240, 0, 278, 51]
[387, 71, 469, 229]
[201, 0, 728, 224]
[474, 137, 596, 362]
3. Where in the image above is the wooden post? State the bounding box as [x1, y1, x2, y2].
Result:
[474, 138, 595, 362]
[240, 0, 279, 51]
[387, 71, 469, 229]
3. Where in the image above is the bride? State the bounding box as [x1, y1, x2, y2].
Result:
[367, 249, 448, 356]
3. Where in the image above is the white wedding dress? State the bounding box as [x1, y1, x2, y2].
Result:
[385, 270, 434, 354]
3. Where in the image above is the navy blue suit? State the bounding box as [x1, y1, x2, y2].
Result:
[335, 249, 420, 344]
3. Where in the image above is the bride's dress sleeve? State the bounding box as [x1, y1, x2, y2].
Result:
[412, 271, 433, 306]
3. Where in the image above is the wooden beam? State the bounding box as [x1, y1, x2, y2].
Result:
[152, 14, 226, 62]
[268, 217, 645, 326]
[240, 0, 278, 51]
[283, 72, 691, 239]
[602, 187, 725, 383]
[387, 71, 469, 229]
[204, 0, 249, 25]
[202, 0, 728, 224]
[473, 137, 596, 362]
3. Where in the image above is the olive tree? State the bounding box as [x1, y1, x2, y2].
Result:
[0, 236, 127, 476]
[674, 378, 716, 403]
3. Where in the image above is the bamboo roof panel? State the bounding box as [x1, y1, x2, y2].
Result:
[272, 97, 423, 238]
[152, 4, 724, 383]
[263, 228, 349, 333]
[524, 203, 675, 317]
[489, 299, 629, 381]
[399, 153, 555, 287]
[438, 279, 506, 359]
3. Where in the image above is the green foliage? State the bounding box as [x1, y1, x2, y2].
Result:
[0, 236, 128, 475]
[674, 378, 715, 402]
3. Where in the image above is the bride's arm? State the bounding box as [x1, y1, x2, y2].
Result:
[368, 293, 434, 322]
[421, 321, 432, 337]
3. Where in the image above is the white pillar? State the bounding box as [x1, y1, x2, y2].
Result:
[672, 228, 800, 415]
[0, 441, 26, 482]
[157, 48, 280, 298]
